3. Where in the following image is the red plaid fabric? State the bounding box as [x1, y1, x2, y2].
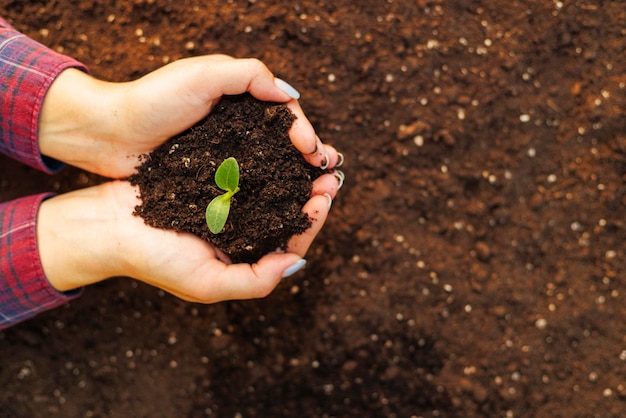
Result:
[0, 195, 82, 329]
[0, 17, 86, 173]
[1, 17, 87, 329]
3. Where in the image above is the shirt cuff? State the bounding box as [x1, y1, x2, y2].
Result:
[0, 194, 83, 330]
[0, 22, 89, 174]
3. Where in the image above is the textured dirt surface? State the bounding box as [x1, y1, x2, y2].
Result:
[1, 1, 625, 417]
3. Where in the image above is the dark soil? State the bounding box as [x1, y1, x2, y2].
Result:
[1, 1, 625, 418]
[130, 94, 319, 264]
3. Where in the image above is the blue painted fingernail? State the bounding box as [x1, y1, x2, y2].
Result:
[282, 259, 307, 278]
[274, 78, 301, 100]
[324, 193, 333, 210]
[320, 151, 330, 170]
[336, 152, 344, 167]
[333, 170, 345, 190]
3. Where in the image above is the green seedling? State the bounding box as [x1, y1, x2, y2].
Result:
[205, 157, 240, 234]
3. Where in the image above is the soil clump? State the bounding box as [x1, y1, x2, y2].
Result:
[130, 94, 320, 263]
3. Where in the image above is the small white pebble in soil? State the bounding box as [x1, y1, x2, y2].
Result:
[535, 318, 548, 329]
[464, 366, 477, 375]
[603, 388, 613, 397]
[427, 39, 439, 49]
[327, 73, 336, 83]
[527, 147, 536, 157]
[519, 114, 531, 123]
[547, 174, 557, 183]
[570, 221, 583, 231]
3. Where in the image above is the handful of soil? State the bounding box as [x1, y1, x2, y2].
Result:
[129, 94, 322, 264]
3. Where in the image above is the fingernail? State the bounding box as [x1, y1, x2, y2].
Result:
[323, 193, 333, 209]
[336, 152, 344, 167]
[274, 78, 301, 100]
[333, 170, 345, 190]
[282, 259, 307, 278]
[320, 151, 330, 170]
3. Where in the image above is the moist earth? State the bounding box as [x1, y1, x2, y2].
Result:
[1, 1, 625, 418]
[129, 94, 320, 264]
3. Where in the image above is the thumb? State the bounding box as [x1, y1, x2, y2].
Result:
[186, 55, 300, 103]
[210, 253, 306, 301]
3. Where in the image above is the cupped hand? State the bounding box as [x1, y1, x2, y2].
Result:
[37, 177, 339, 302]
[39, 55, 342, 178]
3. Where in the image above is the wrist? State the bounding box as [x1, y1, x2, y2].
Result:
[38, 69, 119, 175]
[36, 184, 123, 291]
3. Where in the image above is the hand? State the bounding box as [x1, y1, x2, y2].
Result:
[38, 55, 342, 178]
[36, 54, 344, 301]
[37, 179, 338, 301]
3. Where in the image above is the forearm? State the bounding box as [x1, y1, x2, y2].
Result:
[0, 195, 82, 330]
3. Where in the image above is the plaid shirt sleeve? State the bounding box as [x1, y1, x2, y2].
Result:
[0, 17, 87, 173]
[0, 17, 87, 329]
[0, 195, 82, 330]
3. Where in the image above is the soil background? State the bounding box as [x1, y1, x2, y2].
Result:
[1, 1, 624, 417]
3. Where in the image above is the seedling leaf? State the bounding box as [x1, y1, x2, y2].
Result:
[205, 194, 232, 234]
[205, 157, 241, 234]
[215, 157, 240, 192]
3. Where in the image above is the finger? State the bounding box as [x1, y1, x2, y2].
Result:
[176, 253, 304, 303]
[284, 100, 318, 156]
[287, 194, 331, 257]
[317, 142, 342, 170]
[284, 101, 344, 169]
[311, 172, 344, 199]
